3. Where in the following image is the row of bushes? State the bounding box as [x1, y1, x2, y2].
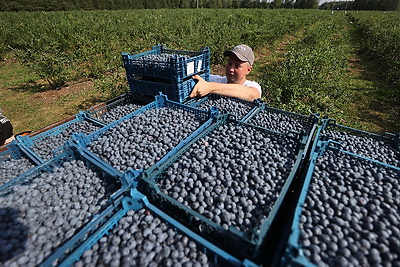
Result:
[348, 11, 400, 87]
[260, 13, 351, 116]
[0, 9, 326, 91]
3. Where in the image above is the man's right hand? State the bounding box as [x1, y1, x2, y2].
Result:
[190, 74, 212, 98]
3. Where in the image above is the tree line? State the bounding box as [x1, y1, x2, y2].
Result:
[320, 0, 399, 10]
[0, 0, 398, 12]
[0, 0, 321, 11]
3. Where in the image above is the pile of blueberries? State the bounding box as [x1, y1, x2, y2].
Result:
[131, 54, 191, 75]
[74, 209, 211, 267]
[321, 126, 399, 167]
[0, 158, 34, 187]
[157, 122, 298, 233]
[248, 108, 314, 136]
[196, 95, 255, 120]
[0, 159, 120, 266]
[298, 149, 400, 266]
[31, 120, 102, 161]
[88, 107, 206, 173]
[91, 102, 144, 125]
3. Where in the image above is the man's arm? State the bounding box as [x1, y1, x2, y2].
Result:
[190, 74, 261, 101]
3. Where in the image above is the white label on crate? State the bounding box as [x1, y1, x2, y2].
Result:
[197, 60, 202, 72]
[187, 61, 195, 75]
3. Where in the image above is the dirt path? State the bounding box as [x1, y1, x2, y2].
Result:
[0, 60, 105, 133]
[342, 22, 399, 133]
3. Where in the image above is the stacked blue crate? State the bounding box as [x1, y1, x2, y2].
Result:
[122, 44, 210, 103]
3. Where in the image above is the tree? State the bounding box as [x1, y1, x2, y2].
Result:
[179, 0, 190, 7]
[273, 0, 283, 8]
[296, 0, 318, 8]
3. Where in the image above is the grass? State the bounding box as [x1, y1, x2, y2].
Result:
[0, 59, 109, 134]
[337, 24, 400, 133]
[1, 19, 399, 136]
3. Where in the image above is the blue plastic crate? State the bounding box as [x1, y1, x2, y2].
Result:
[83, 92, 148, 125]
[71, 94, 218, 177]
[317, 118, 399, 168]
[187, 94, 264, 121]
[126, 71, 210, 103]
[0, 142, 37, 192]
[246, 104, 319, 137]
[0, 141, 24, 162]
[0, 141, 136, 197]
[139, 114, 309, 263]
[0, 143, 142, 266]
[122, 44, 210, 82]
[14, 112, 106, 164]
[282, 141, 400, 267]
[42, 189, 258, 267]
[246, 104, 319, 154]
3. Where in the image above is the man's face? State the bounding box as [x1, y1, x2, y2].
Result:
[224, 55, 252, 84]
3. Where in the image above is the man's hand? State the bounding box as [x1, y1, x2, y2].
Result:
[190, 74, 212, 98]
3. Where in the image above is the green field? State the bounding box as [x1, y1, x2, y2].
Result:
[0, 9, 399, 134]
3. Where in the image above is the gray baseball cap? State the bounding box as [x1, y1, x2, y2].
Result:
[224, 44, 254, 66]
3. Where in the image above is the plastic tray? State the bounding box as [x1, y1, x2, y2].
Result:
[71, 94, 218, 176]
[122, 44, 210, 82]
[246, 104, 319, 154]
[317, 118, 399, 167]
[139, 114, 309, 263]
[282, 140, 400, 266]
[247, 104, 319, 136]
[0, 141, 137, 197]
[83, 92, 148, 125]
[0, 141, 25, 162]
[0, 143, 142, 267]
[42, 189, 259, 267]
[187, 94, 263, 121]
[0, 142, 38, 191]
[14, 112, 106, 164]
[126, 71, 210, 103]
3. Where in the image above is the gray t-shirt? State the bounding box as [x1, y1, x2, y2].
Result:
[209, 75, 262, 98]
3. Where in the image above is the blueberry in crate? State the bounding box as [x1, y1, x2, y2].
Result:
[0, 144, 124, 266]
[74, 94, 217, 175]
[84, 92, 148, 125]
[189, 94, 263, 121]
[44, 189, 257, 267]
[282, 141, 400, 267]
[122, 44, 210, 82]
[0, 142, 36, 193]
[318, 118, 399, 168]
[139, 114, 309, 263]
[15, 112, 106, 163]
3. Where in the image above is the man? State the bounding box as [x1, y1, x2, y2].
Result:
[0, 108, 15, 146]
[190, 44, 262, 101]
